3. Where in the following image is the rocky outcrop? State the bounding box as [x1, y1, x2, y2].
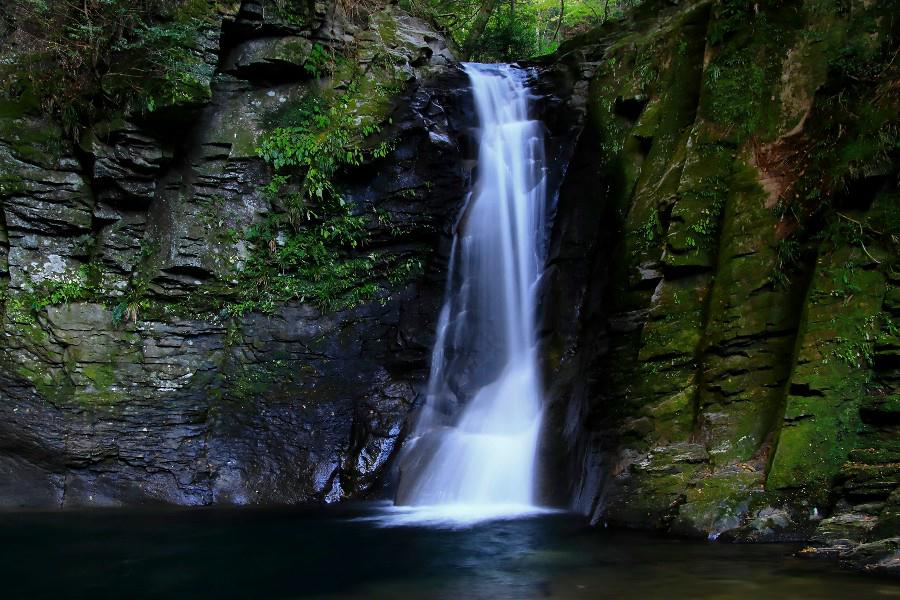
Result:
[540, 0, 900, 574]
[0, 1, 471, 507]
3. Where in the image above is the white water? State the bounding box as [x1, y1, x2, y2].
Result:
[393, 63, 549, 523]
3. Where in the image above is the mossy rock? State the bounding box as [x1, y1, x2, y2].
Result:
[767, 248, 887, 497]
[670, 471, 764, 538]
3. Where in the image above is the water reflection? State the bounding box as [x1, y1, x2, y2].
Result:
[0, 505, 893, 599]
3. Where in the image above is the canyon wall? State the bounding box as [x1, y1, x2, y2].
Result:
[0, 0, 472, 507]
[542, 0, 899, 573]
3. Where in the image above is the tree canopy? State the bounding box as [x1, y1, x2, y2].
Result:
[400, 0, 643, 61]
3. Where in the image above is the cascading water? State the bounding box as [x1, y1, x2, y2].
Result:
[393, 63, 549, 521]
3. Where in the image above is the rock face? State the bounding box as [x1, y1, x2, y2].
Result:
[539, 0, 899, 574]
[0, 1, 472, 507]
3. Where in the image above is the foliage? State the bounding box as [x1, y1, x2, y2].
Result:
[30, 263, 103, 310]
[704, 55, 767, 142]
[225, 359, 289, 402]
[235, 211, 379, 313]
[401, 0, 642, 61]
[0, 0, 217, 133]
[680, 165, 730, 251]
[302, 43, 335, 78]
[708, 0, 755, 46]
[702, 8, 792, 144]
[2, 263, 104, 325]
[771, 0, 898, 248]
[831, 313, 879, 369]
[476, 5, 543, 61]
[389, 257, 425, 285]
[0, 242, 159, 326]
[638, 209, 662, 250]
[268, 0, 313, 26]
[773, 238, 801, 288]
[256, 82, 388, 203]
[816, 215, 864, 253]
[111, 296, 151, 326]
[236, 68, 405, 313]
[106, 11, 216, 113]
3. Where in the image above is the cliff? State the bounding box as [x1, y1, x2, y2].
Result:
[0, 0, 472, 507]
[541, 0, 899, 574]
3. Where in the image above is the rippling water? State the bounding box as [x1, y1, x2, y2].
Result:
[0, 504, 894, 599]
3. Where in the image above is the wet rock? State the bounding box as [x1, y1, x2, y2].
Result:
[740, 507, 796, 541]
[812, 513, 879, 546]
[842, 538, 900, 574]
[86, 121, 172, 206]
[223, 36, 314, 79]
[540, 0, 900, 564]
[0, 1, 468, 509]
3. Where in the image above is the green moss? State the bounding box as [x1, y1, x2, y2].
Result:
[69, 355, 131, 404]
[0, 97, 39, 120]
[80, 363, 116, 391]
[269, 0, 312, 27]
[0, 172, 24, 197]
[637, 209, 662, 251]
[224, 321, 243, 348]
[767, 247, 887, 498]
[702, 53, 766, 142]
[663, 138, 733, 269]
[701, 1, 800, 144]
[775, 1, 898, 233]
[16, 364, 67, 401]
[768, 397, 859, 501]
[647, 385, 697, 442]
[850, 443, 900, 466]
[605, 444, 709, 528]
[219, 359, 295, 402]
[773, 238, 803, 288]
[374, 10, 400, 46]
[3, 295, 37, 326]
[1, 260, 160, 328]
[0, 113, 65, 166]
[19, 263, 104, 313]
[672, 472, 764, 537]
[640, 307, 705, 363]
[693, 154, 807, 465]
[557, 0, 900, 532]
[666, 143, 732, 258]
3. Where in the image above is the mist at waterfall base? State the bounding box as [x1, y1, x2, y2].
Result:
[389, 63, 551, 525]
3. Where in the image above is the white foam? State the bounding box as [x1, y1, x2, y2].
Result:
[357, 503, 560, 529]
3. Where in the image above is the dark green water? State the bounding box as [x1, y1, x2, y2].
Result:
[0, 503, 895, 599]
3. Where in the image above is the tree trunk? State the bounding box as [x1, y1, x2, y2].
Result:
[461, 0, 501, 60]
[554, 0, 566, 40]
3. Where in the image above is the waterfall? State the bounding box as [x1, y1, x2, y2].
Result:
[394, 63, 548, 519]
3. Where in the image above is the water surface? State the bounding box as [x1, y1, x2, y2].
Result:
[0, 504, 894, 599]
